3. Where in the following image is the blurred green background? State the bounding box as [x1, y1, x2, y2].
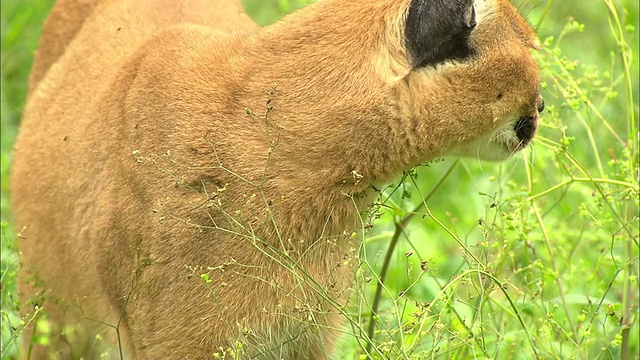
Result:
[2, 0, 638, 359]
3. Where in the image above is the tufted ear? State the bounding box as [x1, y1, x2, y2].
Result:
[405, 0, 477, 68]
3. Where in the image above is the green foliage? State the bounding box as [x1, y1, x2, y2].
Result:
[1, 0, 637, 359]
[1, 1, 55, 357]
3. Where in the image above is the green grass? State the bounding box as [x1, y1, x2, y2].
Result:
[1, 1, 56, 358]
[1, 0, 638, 359]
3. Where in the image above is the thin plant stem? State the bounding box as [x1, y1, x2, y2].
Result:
[364, 159, 460, 358]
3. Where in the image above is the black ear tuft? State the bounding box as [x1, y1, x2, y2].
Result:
[405, 0, 477, 68]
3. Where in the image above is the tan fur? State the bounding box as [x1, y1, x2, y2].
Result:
[11, 0, 541, 358]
